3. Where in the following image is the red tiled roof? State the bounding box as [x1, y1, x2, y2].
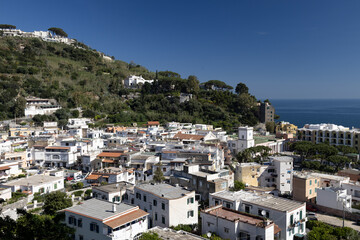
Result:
[104, 209, 148, 228]
[102, 159, 115, 163]
[0, 166, 10, 171]
[147, 121, 160, 126]
[173, 133, 204, 141]
[86, 174, 100, 180]
[98, 152, 123, 158]
[45, 146, 70, 150]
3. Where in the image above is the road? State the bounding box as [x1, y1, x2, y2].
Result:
[316, 212, 360, 232]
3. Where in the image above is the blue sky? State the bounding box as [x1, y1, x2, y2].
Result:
[1, 0, 360, 99]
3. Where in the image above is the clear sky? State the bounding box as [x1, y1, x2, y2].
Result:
[1, 0, 360, 99]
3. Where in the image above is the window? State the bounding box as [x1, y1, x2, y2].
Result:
[187, 210, 194, 218]
[162, 203, 165, 210]
[162, 216, 165, 224]
[245, 205, 250, 213]
[309, 189, 312, 195]
[68, 216, 75, 225]
[155, 213, 158, 221]
[153, 200, 157, 206]
[143, 195, 147, 202]
[79, 235, 83, 240]
[300, 210, 303, 220]
[310, 180, 312, 185]
[54, 183, 57, 189]
[90, 223, 99, 233]
[187, 197, 194, 204]
[290, 215, 294, 225]
[224, 227, 229, 233]
[315, 179, 317, 183]
[78, 218, 82, 228]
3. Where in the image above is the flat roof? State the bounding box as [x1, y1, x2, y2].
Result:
[148, 227, 207, 240]
[64, 198, 136, 221]
[135, 183, 193, 199]
[211, 190, 304, 212]
[93, 182, 134, 193]
[3, 175, 63, 186]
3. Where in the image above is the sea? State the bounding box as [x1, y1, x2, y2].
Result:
[271, 99, 360, 128]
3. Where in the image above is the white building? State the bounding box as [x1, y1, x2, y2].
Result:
[341, 181, 360, 201]
[64, 198, 148, 240]
[259, 156, 294, 195]
[44, 146, 78, 168]
[201, 205, 276, 240]
[131, 183, 198, 228]
[24, 97, 61, 118]
[0, 160, 22, 182]
[124, 75, 154, 88]
[228, 126, 255, 154]
[92, 182, 134, 203]
[317, 187, 352, 211]
[210, 190, 307, 240]
[1, 175, 64, 194]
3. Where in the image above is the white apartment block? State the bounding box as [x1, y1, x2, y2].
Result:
[210, 190, 307, 240]
[341, 181, 360, 201]
[132, 183, 198, 228]
[201, 205, 276, 240]
[44, 146, 78, 168]
[124, 75, 154, 88]
[317, 187, 352, 211]
[1, 175, 64, 194]
[64, 198, 148, 240]
[297, 123, 360, 151]
[92, 182, 134, 203]
[259, 156, 294, 195]
[228, 126, 255, 154]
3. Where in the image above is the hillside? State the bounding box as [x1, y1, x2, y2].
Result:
[0, 36, 260, 131]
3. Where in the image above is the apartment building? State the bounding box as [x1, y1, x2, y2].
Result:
[64, 198, 148, 240]
[260, 102, 275, 123]
[292, 172, 320, 203]
[124, 75, 154, 89]
[201, 205, 277, 240]
[227, 126, 255, 154]
[235, 162, 264, 187]
[92, 182, 134, 203]
[259, 156, 294, 195]
[44, 146, 78, 168]
[210, 190, 306, 240]
[297, 123, 360, 151]
[170, 164, 233, 200]
[317, 187, 352, 211]
[132, 183, 198, 228]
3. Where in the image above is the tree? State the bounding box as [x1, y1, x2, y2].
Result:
[230, 180, 245, 191]
[235, 83, 249, 95]
[336, 145, 357, 156]
[153, 163, 165, 183]
[0, 24, 16, 29]
[140, 232, 162, 240]
[291, 141, 313, 160]
[43, 191, 72, 215]
[327, 155, 351, 172]
[48, 27, 68, 37]
[265, 122, 275, 133]
[71, 109, 79, 118]
[186, 75, 200, 93]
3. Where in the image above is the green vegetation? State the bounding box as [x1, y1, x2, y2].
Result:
[307, 220, 359, 240]
[236, 146, 271, 163]
[0, 36, 262, 131]
[230, 180, 246, 191]
[291, 142, 356, 173]
[43, 191, 72, 215]
[139, 232, 162, 240]
[7, 192, 27, 204]
[48, 27, 68, 37]
[153, 163, 165, 183]
[72, 190, 83, 197]
[0, 24, 16, 29]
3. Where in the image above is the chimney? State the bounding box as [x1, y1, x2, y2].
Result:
[112, 204, 116, 213]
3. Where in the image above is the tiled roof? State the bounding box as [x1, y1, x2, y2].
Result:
[0, 166, 10, 171]
[104, 209, 148, 228]
[98, 152, 123, 158]
[173, 133, 204, 141]
[147, 121, 160, 125]
[45, 146, 70, 150]
[86, 174, 100, 180]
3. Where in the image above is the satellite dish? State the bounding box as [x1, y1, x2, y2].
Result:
[261, 210, 266, 216]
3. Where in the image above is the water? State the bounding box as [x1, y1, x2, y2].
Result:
[271, 99, 360, 128]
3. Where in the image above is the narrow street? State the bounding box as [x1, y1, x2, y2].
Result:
[316, 213, 360, 232]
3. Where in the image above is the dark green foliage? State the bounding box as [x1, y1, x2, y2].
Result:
[0, 24, 16, 29]
[48, 27, 68, 37]
[235, 82, 249, 95]
[43, 191, 72, 215]
[307, 220, 359, 240]
[266, 122, 275, 133]
[153, 164, 165, 183]
[230, 180, 245, 191]
[73, 190, 83, 197]
[140, 232, 162, 240]
[0, 37, 261, 130]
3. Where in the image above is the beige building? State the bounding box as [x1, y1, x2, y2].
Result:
[276, 121, 298, 135]
[293, 172, 320, 203]
[235, 162, 264, 187]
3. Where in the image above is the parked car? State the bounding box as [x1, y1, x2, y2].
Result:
[306, 205, 317, 212]
[307, 212, 318, 221]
